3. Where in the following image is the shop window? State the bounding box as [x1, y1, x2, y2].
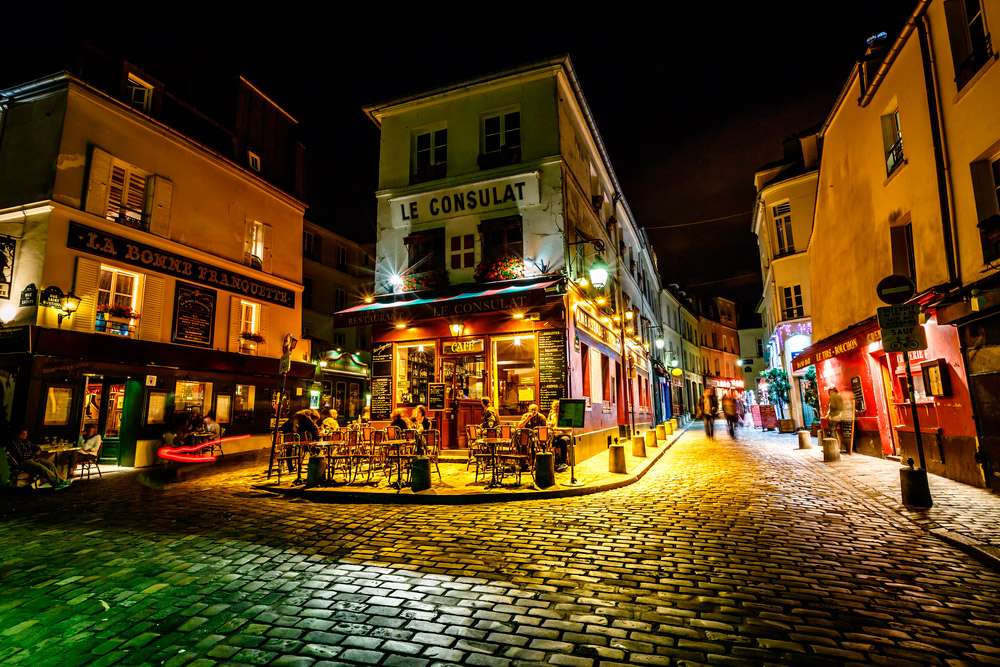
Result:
[412, 127, 447, 183]
[82, 380, 101, 431]
[442, 344, 485, 400]
[146, 391, 167, 425]
[890, 222, 917, 282]
[449, 234, 475, 270]
[404, 228, 446, 278]
[782, 285, 804, 320]
[234, 384, 256, 422]
[215, 395, 232, 424]
[105, 383, 126, 437]
[175, 381, 211, 417]
[106, 158, 149, 229]
[96, 265, 141, 337]
[43, 386, 73, 426]
[945, 0, 994, 89]
[479, 217, 524, 277]
[881, 110, 905, 176]
[396, 342, 435, 407]
[493, 335, 537, 416]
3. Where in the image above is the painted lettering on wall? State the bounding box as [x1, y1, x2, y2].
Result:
[390, 173, 540, 226]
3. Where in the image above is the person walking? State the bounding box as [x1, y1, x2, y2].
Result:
[721, 391, 739, 439]
[698, 388, 718, 439]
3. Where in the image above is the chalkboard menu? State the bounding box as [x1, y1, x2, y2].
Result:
[371, 377, 392, 420]
[171, 282, 216, 348]
[850, 375, 866, 414]
[538, 329, 567, 412]
[427, 382, 446, 410]
[759, 404, 778, 430]
[370, 342, 393, 420]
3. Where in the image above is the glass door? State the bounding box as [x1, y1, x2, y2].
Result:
[492, 334, 538, 417]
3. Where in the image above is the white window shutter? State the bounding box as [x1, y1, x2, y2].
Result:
[146, 175, 173, 238]
[258, 305, 269, 356]
[139, 275, 165, 342]
[85, 147, 113, 217]
[262, 223, 273, 273]
[243, 218, 253, 263]
[229, 296, 242, 353]
[72, 257, 101, 332]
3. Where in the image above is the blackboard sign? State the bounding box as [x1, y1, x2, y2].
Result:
[427, 383, 446, 410]
[538, 329, 567, 413]
[19, 283, 37, 307]
[372, 342, 392, 378]
[171, 282, 216, 348]
[759, 404, 778, 430]
[370, 377, 391, 421]
[850, 375, 866, 414]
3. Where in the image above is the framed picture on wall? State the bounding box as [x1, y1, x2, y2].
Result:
[215, 395, 232, 424]
[43, 386, 73, 425]
[146, 391, 167, 425]
[920, 358, 951, 397]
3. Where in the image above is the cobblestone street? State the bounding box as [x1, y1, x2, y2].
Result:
[2, 426, 1000, 667]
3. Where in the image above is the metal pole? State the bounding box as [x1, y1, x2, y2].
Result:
[903, 354, 927, 470]
[266, 370, 288, 479]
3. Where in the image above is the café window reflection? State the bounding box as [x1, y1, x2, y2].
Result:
[396, 342, 435, 407]
[493, 334, 537, 416]
[175, 380, 211, 416]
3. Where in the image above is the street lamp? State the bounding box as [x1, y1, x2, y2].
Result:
[449, 322, 464, 336]
[57, 292, 81, 327]
[588, 256, 609, 289]
[655, 337, 665, 350]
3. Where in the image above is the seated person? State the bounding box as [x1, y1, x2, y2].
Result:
[202, 412, 222, 439]
[6, 428, 70, 490]
[546, 400, 571, 472]
[517, 403, 547, 430]
[480, 398, 500, 430]
[358, 406, 371, 426]
[322, 408, 340, 434]
[70, 425, 102, 477]
[410, 405, 431, 433]
[389, 408, 409, 434]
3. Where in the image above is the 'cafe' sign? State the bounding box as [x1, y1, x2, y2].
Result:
[390, 172, 540, 226]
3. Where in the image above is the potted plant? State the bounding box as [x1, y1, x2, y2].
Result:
[240, 331, 265, 344]
[474, 254, 525, 282]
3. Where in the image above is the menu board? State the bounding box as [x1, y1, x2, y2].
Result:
[371, 377, 392, 420]
[172, 282, 216, 347]
[427, 383, 446, 411]
[850, 375, 866, 414]
[759, 404, 778, 430]
[538, 329, 567, 413]
[372, 342, 392, 378]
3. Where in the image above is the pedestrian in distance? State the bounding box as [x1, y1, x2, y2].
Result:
[722, 390, 739, 439]
[697, 388, 718, 439]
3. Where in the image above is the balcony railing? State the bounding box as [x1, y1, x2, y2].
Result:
[95, 315, 137, 338]
[105, 206, 149, 232]
[885, 137, 905, 176]
[956, 34, 994, 89]
[477, 145, 522, 170]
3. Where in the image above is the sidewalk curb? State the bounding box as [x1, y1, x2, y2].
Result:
[253, 424, 691, 505]
[795, 451, 1000, 572]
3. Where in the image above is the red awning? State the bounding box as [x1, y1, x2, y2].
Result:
[792, 319, 881, 371]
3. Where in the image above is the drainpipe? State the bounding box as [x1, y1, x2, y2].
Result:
[917, 13, 960, 286]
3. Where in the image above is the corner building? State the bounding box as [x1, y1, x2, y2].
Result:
[0, 60, 309, 467]
[336, 57, 661, 460]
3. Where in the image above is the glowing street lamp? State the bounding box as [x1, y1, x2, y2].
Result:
[588, 256, 609, 289]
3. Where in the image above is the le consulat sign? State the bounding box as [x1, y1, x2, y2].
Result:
[389, 172, 540, 227]
[68, 221, 295, 308]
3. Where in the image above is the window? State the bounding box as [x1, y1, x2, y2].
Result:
[303, 277, 313, 309]
[580, 342, 591, 398]
[126, 73, 153, 113]
[483, 111, 521, 154]
[479, 216, 524, 266]
[413, 128, 447, 182]
[334, 288, 346, 312]
[881, 110, 905, 176]
[303, 231, 322, 262]
[404, 228, 446, 277]
[449, 234, 475, 270]
[43, 386, 73, 426]
[971, 158, 1000, 263]
[246, 220, 266, 270]
[756, 338, 763, 357]
[239, 300, 260, 354]
[773, 202, 794, 255]
[891, 222, 917, 282]
[106, 159, 149, 229]
[945, 0, 994, 89]
[601, 354, 611, 402]
[337, 245, 348, 269]
[782, 285, 804, 320]
[715, 359, 721, 376]
[96, 265, 140, 336]
[396, 342, 436, 407]
[248, 150, 261, 172]
[175, 381, 211, 416]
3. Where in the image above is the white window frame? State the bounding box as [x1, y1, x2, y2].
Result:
[248, 221, 265, 267]
[126, 73, 154, 113]
[248, 150, 261, 172]
[482, 109, 521, 154]
[782, 285, 804, 320]
[97, 265, 142, 337]
[773, 202, 794, 255]
[413, 126, 448, 175]
[240, 300, 260, 335]
[106, 158, 149, 228]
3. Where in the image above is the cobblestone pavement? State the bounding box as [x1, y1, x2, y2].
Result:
[2, 426, 1000, 667]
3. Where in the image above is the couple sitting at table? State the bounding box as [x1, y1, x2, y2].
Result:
[389, 406, 431, 434]
[516, 402, 571, 472]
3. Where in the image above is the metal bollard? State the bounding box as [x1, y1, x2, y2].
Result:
[665, 421, 674, 435]
[609, 444, 627, 473]
[822, 438, 840, 462]
[797, 430, 813, 449]
[306, 456, 326, 487]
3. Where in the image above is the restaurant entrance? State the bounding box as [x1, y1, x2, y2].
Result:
[441, 338, 485, 449]
[78, 375, 142, 466]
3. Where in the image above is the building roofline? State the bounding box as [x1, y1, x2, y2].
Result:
[239, 75, 299, 124]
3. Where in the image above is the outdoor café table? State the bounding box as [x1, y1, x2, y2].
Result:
[41, 446, 81, 478]
[382, 439, 409, 493]
[476, 437, 509, 489]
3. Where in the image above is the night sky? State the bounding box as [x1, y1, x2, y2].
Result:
[5, 2, 916, 323]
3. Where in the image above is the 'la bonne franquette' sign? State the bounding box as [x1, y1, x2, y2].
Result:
[389, 172, 540, 227]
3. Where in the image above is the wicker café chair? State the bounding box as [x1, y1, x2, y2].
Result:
[274, 433, 302, 484]
[500, 429, 532, 485]
[423, 429, 443, 481]
[474, 427, 501, 483]
[465, 424, 480, 470]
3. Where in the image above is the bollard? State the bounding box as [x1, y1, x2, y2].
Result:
[899, 463, 933, 509]
[670, 418, 678, 432]
[609, 444, 627, 473]
[665, 421, 674, 435]
[797, 430, 813, 450]
[644, 429, 656, 451]
[410, 457, 431, 492]
[822, 438, 840, 462]
[306, 456, 326, 487]
[633, 435, 646, 458]
[655, 423, 666, 440]
[534, 451, 555, 488]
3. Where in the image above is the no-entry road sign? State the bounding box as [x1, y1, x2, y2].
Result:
[876, 274, 916, 305]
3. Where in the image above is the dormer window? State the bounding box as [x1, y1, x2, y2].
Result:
[248, 150, 262, 172]
[126, 73, 154, 113]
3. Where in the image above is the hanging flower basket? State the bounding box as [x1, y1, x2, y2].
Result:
[475, 254, 525, 282]
[400, 271, 446, 292]
[240, 331, 265, 343]
[97, 304, 141, 320]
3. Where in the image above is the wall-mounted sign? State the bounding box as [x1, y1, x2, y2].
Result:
[792, 326, 882, 371]
[574, 305, 614, 344]
[171, 281, 217, 348]
[67, 221, 294, 308]
[19, 283, 37, 307]
[442, 339, 484, 355]
[145, 375, 157, 387]
[337, 289, 552, 327]
[389, 172, 540, 227]
[0, 234, 15, 299]
[41, 285, 64, 308]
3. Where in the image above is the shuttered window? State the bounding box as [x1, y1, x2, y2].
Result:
[107, 161, 149, 229]
[96, 265, 141, 337]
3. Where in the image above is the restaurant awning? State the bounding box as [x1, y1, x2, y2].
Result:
[333, 276, 564, 328]
[791, 318, 881, 372]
